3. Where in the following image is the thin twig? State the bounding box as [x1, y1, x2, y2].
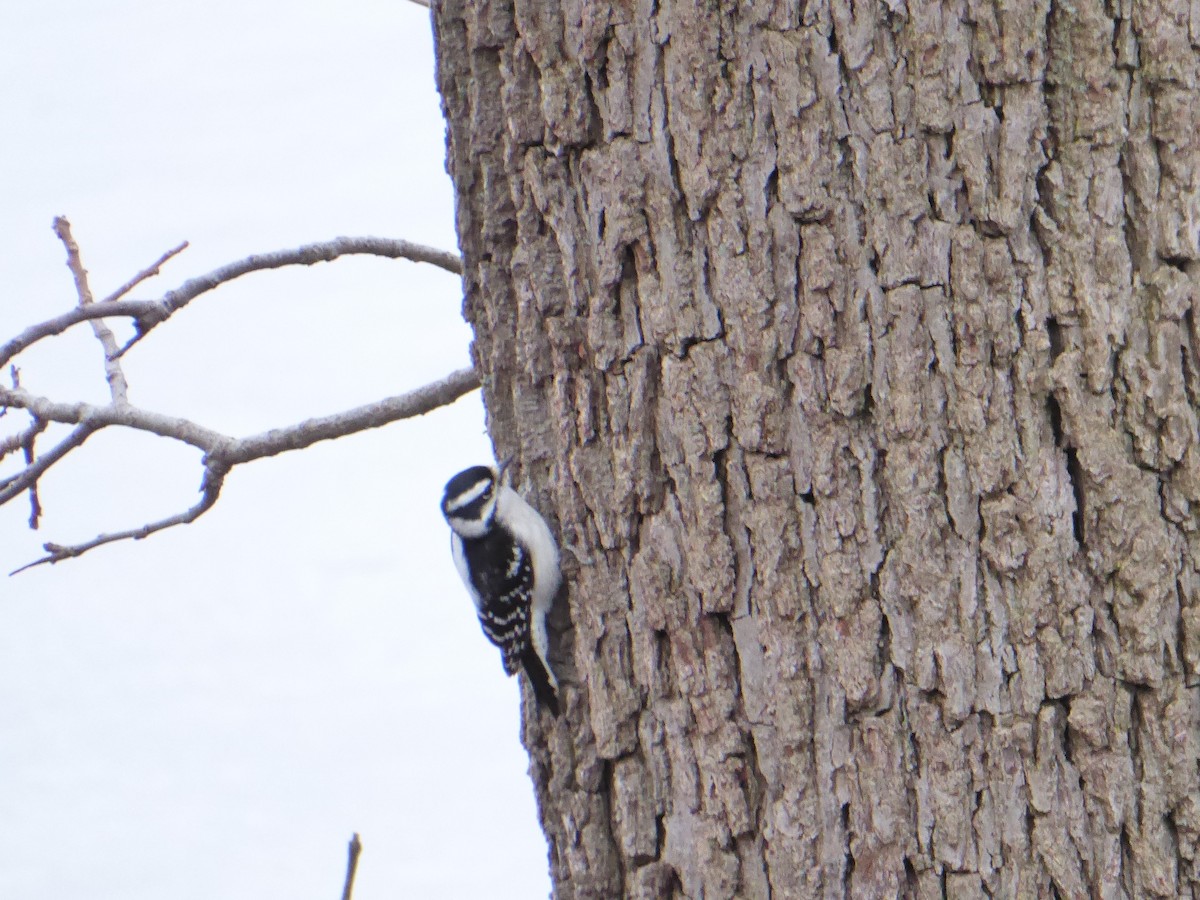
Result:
[101, 240, 189, 304]
[22, 428, 41, 530]
[340, 833, 363, 900]
[53, 217, 130, 403]
[0, 415, 49, 524]
[11, 459, 228, 574]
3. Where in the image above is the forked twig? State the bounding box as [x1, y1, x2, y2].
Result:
[12, 460, 228, 575]
[53, 217, 131, 404]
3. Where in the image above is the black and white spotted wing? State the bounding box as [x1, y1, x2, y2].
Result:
[452, 525, 534, 676]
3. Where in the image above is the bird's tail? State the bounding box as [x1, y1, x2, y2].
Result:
[521, 647, 561, 716]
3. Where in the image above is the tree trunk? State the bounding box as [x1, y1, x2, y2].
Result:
[433, 0, 1200, 896]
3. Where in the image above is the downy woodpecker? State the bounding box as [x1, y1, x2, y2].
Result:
[441, 462, 561, 715]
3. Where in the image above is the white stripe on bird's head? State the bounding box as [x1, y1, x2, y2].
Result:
[444, 476, 494, 514]
[447, 512, 492, 539]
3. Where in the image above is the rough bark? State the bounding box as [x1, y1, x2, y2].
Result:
[433, 0, 1200, 896]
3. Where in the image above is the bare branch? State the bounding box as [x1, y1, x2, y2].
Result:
[0, 387, 227, 452]
[101, 240, 190, 304]
[119, 235, 463, 355]
[0, 424, 96, 505]
[22, 427, 41, 530]
[26, 482, 42, 530]
[229, 366, 480, 462]
[340, 834, 363, 900]
[1, 368, 477, 567]
[0, 371, 44, 523]
[53, 217, 131, 403]
[3, 227, 472, 572]
[156, 236, 462, 316]
[0, 416, 48, 464]
[0, 299, 167, 369]
[1, 236, 460, 369]
[52, 217, 97, 306]
[11, 459, 228, 574]
[1, 366, 477, 467]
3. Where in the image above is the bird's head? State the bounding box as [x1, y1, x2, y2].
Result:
[441, 461, 508, 539]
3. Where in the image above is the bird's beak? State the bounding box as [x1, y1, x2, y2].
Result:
[496, 456, 513, 482]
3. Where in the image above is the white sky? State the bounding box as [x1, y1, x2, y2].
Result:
[0, 3, 550, 897]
